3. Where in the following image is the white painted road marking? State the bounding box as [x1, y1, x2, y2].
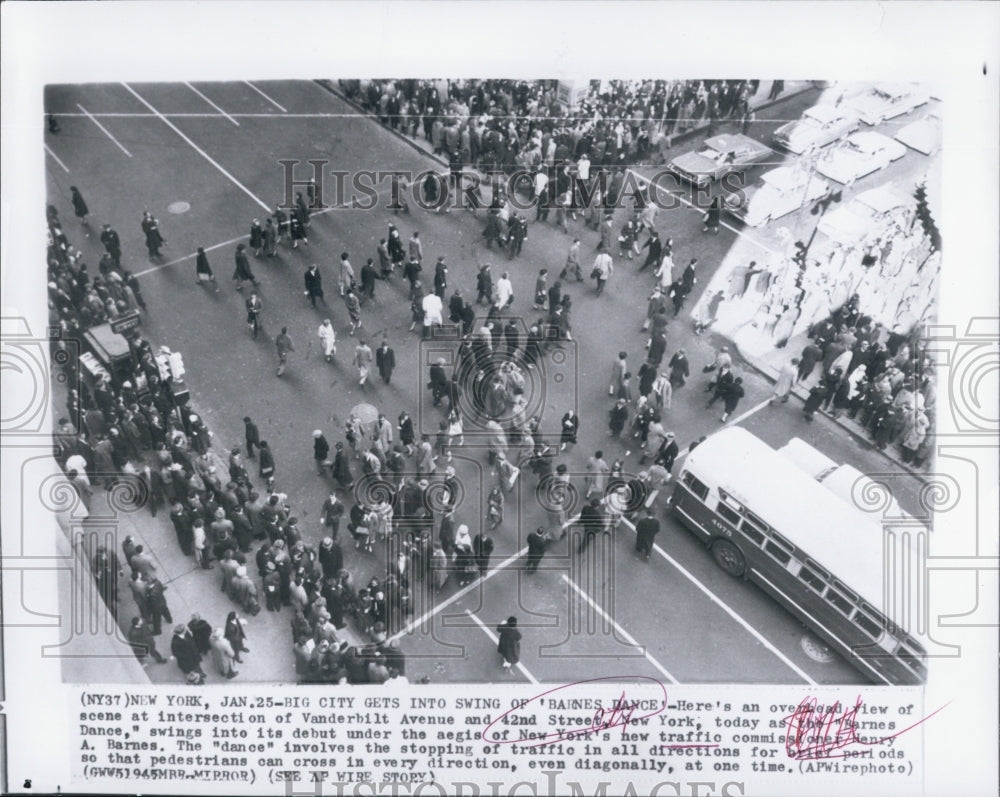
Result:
[77, 103, 132, 157]
[44, 144, 70, 173]
[122, 83, 270, 213]
[184, 82, 239, 126]
[465, 609, 539, 684]
[244, 81, 288, 113]
[561, 574, 680, 684]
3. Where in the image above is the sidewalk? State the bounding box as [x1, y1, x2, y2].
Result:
[315, 79, 819, 171]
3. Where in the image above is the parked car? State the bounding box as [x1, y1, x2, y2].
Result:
[844, 83, 929, 126]
[667, 134, 773, 187]
[814, 131, 907, 184]
[773, 105, 860, 154]
[894, 111, 942, 155]
[817, 184, 916, 246]
[725, 165, 831, 227]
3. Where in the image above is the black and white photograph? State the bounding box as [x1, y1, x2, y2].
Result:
[2, 3, 997, 796]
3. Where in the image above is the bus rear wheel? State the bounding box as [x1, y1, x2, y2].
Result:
[712, 540, 746, 578]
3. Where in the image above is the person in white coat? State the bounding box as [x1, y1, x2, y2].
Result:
[495, 272, 514, 309]
[209, 627, 238, 678]
[770, 358, 798, 404]
[318, 319, 337, 361]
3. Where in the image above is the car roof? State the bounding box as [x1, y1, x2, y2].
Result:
[847, 130, 894, 151]
[760, 165, 807, 191]
[872, 82, 913, 98]
[704, 133, 757, 151]
[803, 105, 846, 124]
[854, 184, 915, 214]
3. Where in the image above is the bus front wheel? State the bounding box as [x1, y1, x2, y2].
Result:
[712, 540, 746, 578]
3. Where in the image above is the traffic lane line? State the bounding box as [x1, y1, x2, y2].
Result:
[45, 144, 70, 173]
[465, 610, 539, 684]
[77, 103, 132, 157]
[561, 574, 680, 684]
[121, 82, 270, 213]
[386, 546, 528, 645]
[244, 81, 288, 113]
[184, 82, 239, 126]
[616, 514, 817, 685]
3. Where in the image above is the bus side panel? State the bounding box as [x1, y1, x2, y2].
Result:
[671, 482, 716, 543]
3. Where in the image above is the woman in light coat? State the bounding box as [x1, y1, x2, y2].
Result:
[318, 320, 337, 361]
[209, 627, 238, 678]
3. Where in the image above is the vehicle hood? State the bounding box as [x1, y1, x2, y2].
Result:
[817, 206, 874, 245]
[774, 121, 816, 148]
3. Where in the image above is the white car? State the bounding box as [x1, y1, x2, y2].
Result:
[725, 165, 831, 227]
[845, 83, 930, 126]
[772, 105, 860, 154]
[817, 184, 915, 246]
[814, 131, 906, 184]
[894, 111, 941, 155]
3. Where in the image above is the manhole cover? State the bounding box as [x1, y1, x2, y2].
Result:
[167, 201, 191, 214]
[800, 633, 836, 663]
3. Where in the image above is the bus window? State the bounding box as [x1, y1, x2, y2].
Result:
[682, 472, 709, 501]
[764, 539, 791, 565]
[805, 558, 830, 581]
[827, 588, 854, 616]
[743, 511, 770, 534]
[833, 579, 860, 605]
[739, 518, 765, 546]
[852, 608, 884, 639]
[798, 563, 827, 594]
[717, 503, 741, 526]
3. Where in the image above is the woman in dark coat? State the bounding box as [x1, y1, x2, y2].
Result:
[71, 186, 89, 224]
[232, 243, 258, 289]
[258, 441, 275, 480]
[497, 616, 521, 673]
[559, 411, 579, 451]
[171, 624, 205, 681]
[249, 219, 264, 254]
[142, 212, 165, 257]
[224, 610, 249, 662]
[608, 399, 629, 437]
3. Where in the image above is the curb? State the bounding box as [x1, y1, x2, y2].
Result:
[730, 340, 932, 483]
[315, 79, 819, 171]
[314, 80, 450, 169]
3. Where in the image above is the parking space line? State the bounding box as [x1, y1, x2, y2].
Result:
[561, 574, 680, 684]
[244, 81, 287, 113]
[465, 610, 539, 684]
[44, 144, 70, 173]
[184, 82, 239, 126]
[77, 103, 132, 158]
[615, 516, 817, 684]
[122, 82, 270, 213]
[386, 546, 528, 645]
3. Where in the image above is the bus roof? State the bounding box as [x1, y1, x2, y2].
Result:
[683, 427, 919, 631]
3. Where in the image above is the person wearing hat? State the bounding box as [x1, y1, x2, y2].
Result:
[232, 242, 258, 290]
[331, 442, 353, 491]
[313, 430, 330, 476]
[128, 616, 167, 666]
[318, 319, 337, 362]
[209, 627, 239, 679]
[171, 624, 204, 682]
[376, 340, 396, 384]
[243, 417, 260, 459]
[187, 613, 213, 656]
[634, 507, 661, 561]
[231, 565, 259, 614]
[496, 616, 521, 673]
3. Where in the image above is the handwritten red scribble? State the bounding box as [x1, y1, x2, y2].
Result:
[783, 696, 949, 760]
[481, 676, 669, 749]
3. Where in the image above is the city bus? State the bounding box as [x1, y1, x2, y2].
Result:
[671, 426, 927, 685]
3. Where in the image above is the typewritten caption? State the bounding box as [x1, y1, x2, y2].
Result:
[71, 684, 931, 793]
